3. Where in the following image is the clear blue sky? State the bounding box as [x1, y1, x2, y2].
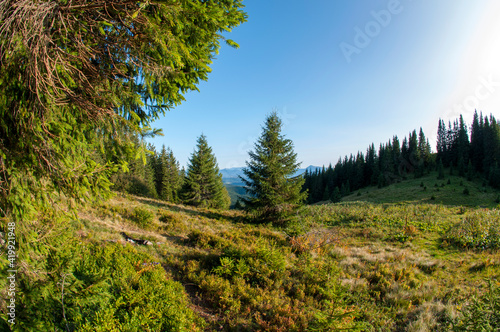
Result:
[148, 0, 500, 169]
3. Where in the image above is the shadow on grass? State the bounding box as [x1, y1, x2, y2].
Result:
[134, 196, 252, 224]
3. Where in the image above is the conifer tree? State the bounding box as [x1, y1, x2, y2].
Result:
[156, 146, 183, 202]
[153, 147, 166, 198]
[331, 187, 342, 203]
[458, 156, 466, 177]
[489, 163, 500, 189]
[240, 112, 307, 223]
[0, 0, 246, 220]
[467, 160, 474, 181]
[110, 137, 157, 198]
[182, 135, 230, 209]
[437, 119, 448, 165]
[471, 111, 484, 172]
[437, 159, 445, 180]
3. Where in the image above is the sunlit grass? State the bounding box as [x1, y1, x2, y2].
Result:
[27, 191, 498, 330]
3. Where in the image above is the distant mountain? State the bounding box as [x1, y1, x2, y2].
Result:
[219, 167, 245, 185]
[220, 165, 321, 185]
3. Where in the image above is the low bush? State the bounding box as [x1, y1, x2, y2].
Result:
[131, 206, 154, 228]
[443, 210, 500, 250]
[3, 241, 202, 331]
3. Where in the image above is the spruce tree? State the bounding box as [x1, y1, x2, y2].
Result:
[437, 159, 445, 180]
[156, 146, 183, 202]
[458, 156, 466, 177]
[330, 187, 341, 203]
[467, 160, 474, 181]
[0, 0, 246, 220]
[240, 112, 307, 223]
[182, 135, 230, 209]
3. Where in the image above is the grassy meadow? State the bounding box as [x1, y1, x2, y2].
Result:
[9, 182, 500, 331]
[342, 170, 499, 208]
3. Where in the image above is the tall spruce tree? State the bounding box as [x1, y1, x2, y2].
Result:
[471, 111, 484, 172]
[155, 145, 182, 202]
[240, 112, 307, 223]
[0, 0, 246, 220]
[182, 135, 230, 209]
[164, 148, 183, 203]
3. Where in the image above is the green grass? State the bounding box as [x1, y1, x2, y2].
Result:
[5, 190, 500, 331]
[342, 170, 499, 208]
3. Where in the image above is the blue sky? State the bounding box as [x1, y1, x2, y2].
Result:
[148, 0, 500, 169]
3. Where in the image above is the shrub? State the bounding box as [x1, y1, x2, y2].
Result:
[463, 187, 470, 195]
[131, 206, 154, 228]
[158, 209, 186, 232]
[186, 229, 229, 249]
[5, 242, 203, 331]
[443, 211, 500, 249]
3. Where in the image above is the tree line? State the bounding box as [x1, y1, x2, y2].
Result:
[112, 134, 231, 210]
[112, 112, 306, 224]
[303, 111, 500, 204]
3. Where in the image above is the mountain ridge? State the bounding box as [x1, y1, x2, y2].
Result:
[220, 165, 321, 185]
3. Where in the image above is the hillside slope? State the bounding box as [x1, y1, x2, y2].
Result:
[8, 192, 500, 330]
[342, 170, 499, 208]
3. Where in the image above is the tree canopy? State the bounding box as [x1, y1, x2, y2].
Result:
[0, 0, 246, 219]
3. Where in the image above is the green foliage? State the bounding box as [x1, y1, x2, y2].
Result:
[8, 191, 498, 331]
[304, 127, 434, 204]
[131, 206, 154, 228]
[110, 139, 158, 198]
[437, 159, 445, 179]
[182, 135, 230, 209]
[0, 222, 202, 330]
[331, 187, 342, 203]
[176, 227, 359, 331]
[241, 112, 307, 224]
[451, 281, 500, 331]
[0, 0, 246, 220]
[152, 145, 184, 203]
[443, 210, 500, 249]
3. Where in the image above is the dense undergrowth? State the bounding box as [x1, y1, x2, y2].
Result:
[1, 194, 500, 331]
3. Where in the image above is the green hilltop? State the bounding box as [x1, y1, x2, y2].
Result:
[342, 169, 500, 208]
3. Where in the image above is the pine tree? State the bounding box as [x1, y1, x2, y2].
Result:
[323, 185, 331, 202]
[467, 160, 474, 181]
[458, 156, 466, 177]
[456, 115, 470, 166]
[437, 159, 445, 180]
[489, 163, 500, 189]
[330, 187, 341, 203]
[144, 146, 158, 198]
[154, 147, 166, 198]
[182, 135, 230, 209]
[418, 127, 432, 169]
[0, 0, 246, 220]
[157, 146, 183, 202]
[110, 137, 157, 198]
[240, 112, 307, 223]
[471, 111, 484, 172]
